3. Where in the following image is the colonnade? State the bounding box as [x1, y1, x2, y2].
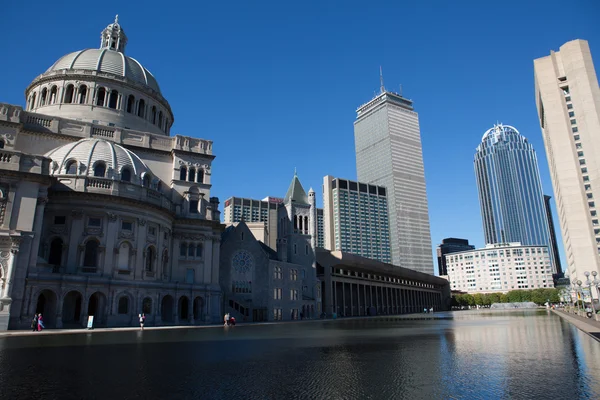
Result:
[327, 280, 443, 317]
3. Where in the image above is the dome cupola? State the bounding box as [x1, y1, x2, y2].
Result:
[25, 17, 173, 136]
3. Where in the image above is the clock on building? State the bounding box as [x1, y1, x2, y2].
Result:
[232, 250, 253, 274]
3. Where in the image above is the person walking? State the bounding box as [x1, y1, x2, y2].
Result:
[139, 313, 146, 330]
[31, 314, 38, 332]
[37, 314, 45, 331]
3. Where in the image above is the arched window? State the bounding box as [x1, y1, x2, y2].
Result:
[118, 296, 129, 314]
[197, 169, 204, 184]
[117, 242, 130, 270]
[94, 162, 106, 177]
[142, 174, 151, 188]
[30, 92, 37, 110]
[126, 95, 135, 113]
[121, 168, 131, 182]
[196, 244, 203, 258]
[108, 90, 119, 109]
[83, 240, 99, 268]
[151, 106, 157, 124]
[40, 88, 47, 106]
[293, 215, 298, 231]
[96, 88, 106, 106]
[180, 243, 187, 257]
[304, 216, 309, 234]
[48, 238, 63, 266]
[158, 111, 163, 128]
[299, 215, 303, 232]
[50, 86, 58, 104]
[65, 160, 78, 175]
[78, 85, 87, 104]
[64, 84, 74, 104]
[179, 167, 187, 181]
[138, 99, 145, 118]
[142, 297, 152, 314]
[146, 246, 155, 272]
[164, 119, 169, 133]
[188, 168, 196, 182]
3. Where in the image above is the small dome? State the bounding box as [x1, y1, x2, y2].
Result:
[47, 48, 161, 94]
[46, 138, 152, 181]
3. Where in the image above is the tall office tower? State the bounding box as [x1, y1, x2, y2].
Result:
[534, 39, 600, 288]
[436, 238, 475, 276]
[223, 196, 325, 250]
[322, 175, 391, 263]
[474, 124, 556, 272]
[543, 195, 563, 274]
[354, 86, 433, 274]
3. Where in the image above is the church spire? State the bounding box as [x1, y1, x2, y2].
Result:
[100, 15, 128, 53]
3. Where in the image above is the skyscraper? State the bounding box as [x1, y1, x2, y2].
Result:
[436, 238, 475, 276]
[543, 195, 563, 274]
[534, 39, 600, 287]
[474, 124, 556, 272]
[322, 175, 391, 263]
[354, 85, 433, 274]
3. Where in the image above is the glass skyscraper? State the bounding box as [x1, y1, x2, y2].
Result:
[474, 124, 556, 272]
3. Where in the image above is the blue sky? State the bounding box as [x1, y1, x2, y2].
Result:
[1, 1, 599, 273]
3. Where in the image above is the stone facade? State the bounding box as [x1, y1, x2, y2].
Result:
[0, 18, 224, 330]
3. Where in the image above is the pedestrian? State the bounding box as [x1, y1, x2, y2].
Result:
[225, 313, 230, 326]
[37, 313, 45, 331]
[31, 314, 38, 332]
[223, 313, 227, 326]
[230, 316, 236, 326]
[139, 313, 146, 330]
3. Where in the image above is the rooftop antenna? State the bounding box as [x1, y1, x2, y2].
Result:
[379, 66, 385, 94]
[399, 84, 403, 97]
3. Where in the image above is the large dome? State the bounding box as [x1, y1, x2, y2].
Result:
[46, 138, 152, 182]
[47, 49, 161, 94]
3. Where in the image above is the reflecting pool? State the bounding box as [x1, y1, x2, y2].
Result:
[0, 310, 598, 399]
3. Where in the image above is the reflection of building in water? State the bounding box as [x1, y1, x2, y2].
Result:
[0, 18, 223, 330]
[317, 249, 450, 316]
[445, 242, 554, 294]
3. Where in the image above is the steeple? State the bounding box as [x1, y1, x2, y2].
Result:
[100, 15, 128, 53]
[284, 171, 309, 204]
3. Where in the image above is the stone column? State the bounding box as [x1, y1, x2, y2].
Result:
[203, 236, 213, 284]
[28, 196, 48, 268]
[2, 239, 21, 300]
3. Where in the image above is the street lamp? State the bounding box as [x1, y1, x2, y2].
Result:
[590, 271, 600, 312]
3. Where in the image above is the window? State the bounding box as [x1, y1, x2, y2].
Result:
[118, 297, 129, 314]
[48, 238, 63, 266]
[0, 139, 4, 149]
[301, 269, 306, 279]
[290, 289, 298, 301]
[569, 111, 575, 117]
[188, 168, 196, 182]
[587, 193, 593, 199]
[580, 159, 586, 165]
[50, 86, 57, 104]
[180, 243, 187, 257]
[66, 160, 78, 175]
[145, 246, 155, 272]
[121, 221, 133, 231]
[576, 143, 583, 149]
[571, 119, 577, 125]
[142, 174, 151, 188]
[294, 244, 297, 255]
[54, 216, 66, 225]
[196, 244, 203, 258]
[40, 88, 48, 105]
[584, 176, 590, 182]
[582, 167, 588, 173]
[78, 85, 87, 104]
[290, 269, 298, 281]
[188, 244, 195, 257]
[273, 266, 282, 280]
[274, 288, 282, 300]
[148, 226, 156, 236]
[574, 134, 580, 140]
[585, 184, 591, 191]
[83, 240, 99, 268]
[589, 201, 595, 208]
[567, 104, 573, 109]
[186, 268, 195, 284]
[151, 106, 157, 124]
[126, 95, 135, 113]
[189, 200, 198, 214]
[88, 217, 101, 227]
[180, 167, 187, 181]
[121, 168, 131, 182]
[108, 90, 119, 109]
[138, 99, 145, 118]
[573, 127, 578, 133]
[197, 169, 204, 184]
[578, 151, 584, 157]
[565, 96, 571, 101]
[117, 242, 130, 270]
[94, 162, 106, 177]
[96, 88, 106, 106]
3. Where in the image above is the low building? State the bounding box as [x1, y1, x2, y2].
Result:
[436, 238, 475, 276]
[445, 243, 555, 294]
[317, 249, 450, 316]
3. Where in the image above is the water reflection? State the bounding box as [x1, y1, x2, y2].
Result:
[0, 311, 598, 399]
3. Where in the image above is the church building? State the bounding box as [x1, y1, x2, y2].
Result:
[0, 17, 224, 330]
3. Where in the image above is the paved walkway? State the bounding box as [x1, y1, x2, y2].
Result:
[552, 309, 600, 342]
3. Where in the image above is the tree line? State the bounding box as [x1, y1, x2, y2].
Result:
[452, 288, 561, 307]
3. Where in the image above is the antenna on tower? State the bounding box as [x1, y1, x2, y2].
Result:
[379, 66, 385, 94]
[399, 84, 403, 97]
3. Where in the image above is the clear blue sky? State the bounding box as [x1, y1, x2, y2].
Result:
[2, 1, 599, 273]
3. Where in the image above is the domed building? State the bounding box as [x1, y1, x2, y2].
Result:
[0, 17, 224, 330]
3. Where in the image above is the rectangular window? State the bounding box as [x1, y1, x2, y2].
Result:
[578, 151, 584, 157]
[54, 216, 66, 225]
[122, 221, 133, 231]
[582, 167, 588, 173]
[574, 134, 580, 140]
[185, 268, 194, 284]
[567, 103, 573, 109]
[565, 95, 571, 101]
[585, 184, 591, 190]
[589, 201, 595, 208]
[189, 200, 198, 214]
[573, 127, 579, 133]
[580, 159, 586, 165]
[576, 143, 583, 149]
[148, 226, 156, 236]
[569, 111, 575, 117]
[584, 176, 590, 182]
[587, 193, 593, 199]
[571, 119, 577, 125]
[273, 288, 282, 300]
[88, 217, 101, 227]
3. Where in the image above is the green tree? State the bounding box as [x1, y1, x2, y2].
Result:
[500, 293, 509, 303]
[473, 293, 484, 306]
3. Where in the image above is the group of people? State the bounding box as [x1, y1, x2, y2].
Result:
[223, 313, 236, 326]
[31, 313, 45, 332]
